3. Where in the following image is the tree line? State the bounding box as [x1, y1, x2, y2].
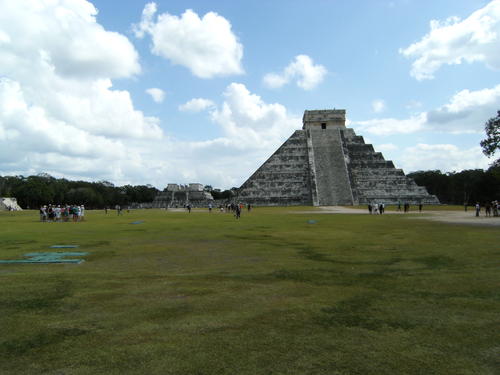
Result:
[0, 174, 160, 209]
[0, 174, 240, 209]
[408, 165, 500, 205]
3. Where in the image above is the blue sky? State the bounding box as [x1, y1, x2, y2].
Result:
[0, 0, 498, 188]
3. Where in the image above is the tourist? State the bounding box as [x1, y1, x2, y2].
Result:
[80, 205, 85, 221]
[368, 203, 372, 214]
[208, 203, 212, 213]
[187, 203, 191, 213]
[475, 202, 480, 217]
[72, 205, 79, 222]
[63, 205, 69, 222]
[235, 204, 241, 219]
[55, 205, 61, 221]
[47, 205, 54, 221]
[39, 206, 46, 222]
[418, 203, 423, 213]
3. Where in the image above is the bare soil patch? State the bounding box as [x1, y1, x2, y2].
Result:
[292, 206, 500, 227]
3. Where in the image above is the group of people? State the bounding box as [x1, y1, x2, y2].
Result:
[39, 204, 85, 222]
[368, 202, 423, 214]
[182, 202, 250, 219]
[475, 201, 500, 217]
[368, 203, 385, 214]
[398, 202, 420, 213]
[224, 203, 252, 218]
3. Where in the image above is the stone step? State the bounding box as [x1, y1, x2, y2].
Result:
[308, 128, 354, 205]
[349, 160, 395, 168]
[355, 182, 420, 190]
[351, 168, 404, 176]
[348, 153, 385, 161]
[346, 144, 375, 152]
[358, 197, 440, 204]
[356, 190, 426, 198]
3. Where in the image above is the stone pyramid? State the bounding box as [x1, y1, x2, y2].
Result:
[238, 109, 439, 206]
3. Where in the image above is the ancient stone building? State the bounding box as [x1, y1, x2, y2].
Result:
[152, 183, 214, 208]
[0, 197, 22, 211]
[238, 109, 439, 206]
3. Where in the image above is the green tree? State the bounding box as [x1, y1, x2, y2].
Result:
[480, 110, 500, 166]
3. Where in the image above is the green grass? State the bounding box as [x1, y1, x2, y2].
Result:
[0, 208, 498, 374]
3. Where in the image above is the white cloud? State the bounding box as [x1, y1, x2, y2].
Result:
[210, 83, 301, 148]
[146, 88, 165, 103]
[426, 85, 500, 133]
[263, 55, 327, 90]
[179, 98, 215, 112]
[354, 114, 426, 136]
[0, 0, 164, 184]
[134, 3, 244, 78]
[0, 0, 140, 80]
[353, 84, 500, 135]
[371, 99, 386, 113]
[133, 2, 157, 38]
[400, 0, 500, 80]
[400, 144, 490, 172]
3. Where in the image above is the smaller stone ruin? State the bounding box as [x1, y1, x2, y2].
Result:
[152, 183, 214, 208]
[0, 197, 22, 211]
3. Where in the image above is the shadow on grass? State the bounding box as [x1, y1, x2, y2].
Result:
[314, 295, 416, 331]
[296, 246, 403, 266]
[0, 328, 88, 357]
[413, 255, 455, 269]
[0, 239, 37, 250]
[1, 280, 73, 311]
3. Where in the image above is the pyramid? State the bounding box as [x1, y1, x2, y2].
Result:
[238, 109, 439, 206]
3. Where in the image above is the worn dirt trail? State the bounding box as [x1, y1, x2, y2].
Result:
[292, 206, 500, 227]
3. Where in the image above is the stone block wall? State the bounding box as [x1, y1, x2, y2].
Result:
[238, 130, 312, 205]
[342, 128, 439, 204]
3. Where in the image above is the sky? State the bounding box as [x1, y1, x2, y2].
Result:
[0, 0, 499, 189]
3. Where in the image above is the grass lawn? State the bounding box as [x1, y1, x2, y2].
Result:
[0, 208, 498, 374]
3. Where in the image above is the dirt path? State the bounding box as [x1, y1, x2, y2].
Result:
[292, 206, 500, 227]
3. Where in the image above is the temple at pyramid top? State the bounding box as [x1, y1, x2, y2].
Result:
[238, 108, 439, 206]
[302, 109, 346, 129]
